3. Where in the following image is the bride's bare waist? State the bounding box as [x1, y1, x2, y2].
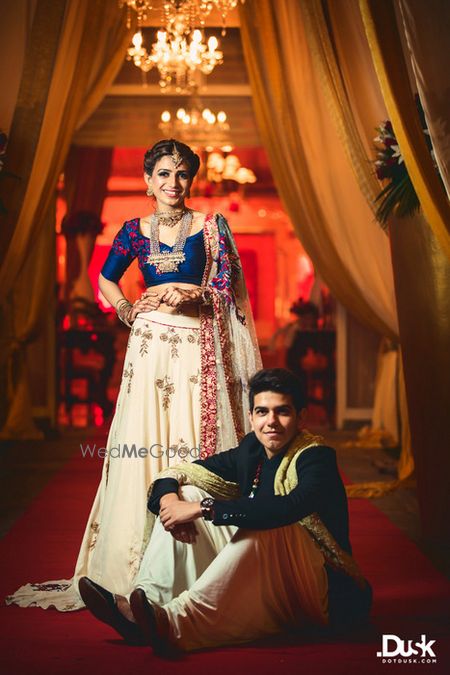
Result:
[145, 282, 201, 292]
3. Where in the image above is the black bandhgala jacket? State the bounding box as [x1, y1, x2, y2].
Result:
[149, 431, 351, 553]
[148, 431, 372, 628]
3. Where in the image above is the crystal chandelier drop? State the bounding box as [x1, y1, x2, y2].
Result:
[118, 1, 154, 28]
[119, 1, 246, 35]
[159, 101, 231, 146]
[127, 28, 223, 91]
[161, 0, 245, 36]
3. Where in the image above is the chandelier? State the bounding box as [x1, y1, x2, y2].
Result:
[207, 151, 257, 185]
[119, 1, 246, 34]
[159, 102, 231, 146]
[126, 28, 223, 91]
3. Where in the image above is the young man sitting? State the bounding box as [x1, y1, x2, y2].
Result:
[79, 368, 372, 653]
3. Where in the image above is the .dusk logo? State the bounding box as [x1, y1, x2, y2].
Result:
[377, 634, 437, 664]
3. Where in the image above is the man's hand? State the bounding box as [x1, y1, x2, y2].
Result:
[170, 522, 198, 544]
[160, 500, 202, 530]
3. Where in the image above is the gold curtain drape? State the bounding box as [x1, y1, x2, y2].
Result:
[300, 0, 381, 210]
[359, 0, 450, 260]
[239, 0, 397, 340]
[298, 1, 414, 489]
[0, 0, 131, 438]
[398, 0, 450, 200]
[239, 0, 414, 495]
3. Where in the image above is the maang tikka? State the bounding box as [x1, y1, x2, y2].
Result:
[170, 144, 183, 168]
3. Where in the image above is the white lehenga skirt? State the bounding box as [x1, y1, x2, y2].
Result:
[7, 310, 202, 611]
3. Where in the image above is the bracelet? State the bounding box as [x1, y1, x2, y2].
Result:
[200, 497, 215, 521]
[115, 298, 133, 327]
[200, 287, 212, 305]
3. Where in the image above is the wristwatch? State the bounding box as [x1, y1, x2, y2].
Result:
[200, 497, 215, 521]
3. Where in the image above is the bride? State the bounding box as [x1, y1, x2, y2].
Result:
[7, 138, 261, 611]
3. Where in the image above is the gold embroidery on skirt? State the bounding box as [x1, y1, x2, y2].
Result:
[105, 455, 110, 485]
[88, 521, 100, 550]
[160, 327, 182, 358]
[123, 362, 134, 394]
[187, 329, 201, 345]
[30, 582, 71, 592]
[128, 545, 143, 577]
[189, 368, 201, 385]
[134, 324, 154, 356]
[156, 375, 175, 410]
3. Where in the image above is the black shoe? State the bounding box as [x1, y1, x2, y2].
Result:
[78, 576, 145, 645]
[130, 588, 175, 657]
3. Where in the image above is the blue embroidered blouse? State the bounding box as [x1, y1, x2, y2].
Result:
[100, 218, 207, 287]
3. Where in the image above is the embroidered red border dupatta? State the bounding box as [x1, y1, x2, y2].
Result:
[200, 213, 262, 457]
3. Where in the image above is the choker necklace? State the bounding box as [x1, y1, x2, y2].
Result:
[154, 209, 187, 228]
[147, 209, 193, 274]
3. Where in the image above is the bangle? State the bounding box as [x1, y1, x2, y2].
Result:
[200, 497, 215, 521]
[115, 298, 133, 327]
[200, 287, 212, 305]
[115, 297, 129, 310]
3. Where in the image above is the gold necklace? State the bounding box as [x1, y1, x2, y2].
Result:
[154, 208, 187, 228]
[147, 210, 193, 274]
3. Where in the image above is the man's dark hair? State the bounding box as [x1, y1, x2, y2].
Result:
[248, 368, 307, 412]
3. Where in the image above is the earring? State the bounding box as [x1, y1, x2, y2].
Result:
[146, 185, 153, 196]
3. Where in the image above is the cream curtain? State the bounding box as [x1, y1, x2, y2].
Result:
[240, 1, 397, 338]
[239, 1, 415, 491]
[299, 1, 414, 481]
[300, 0, 382, 211]
[398, 0, 450, 200]
[359, 0, 450, 260]
[0, 0, 131, 438]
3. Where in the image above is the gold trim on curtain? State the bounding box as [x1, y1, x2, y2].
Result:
[359, 0, 450, 260]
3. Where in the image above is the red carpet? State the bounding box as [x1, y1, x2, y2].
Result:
[1, 446, 449, 674]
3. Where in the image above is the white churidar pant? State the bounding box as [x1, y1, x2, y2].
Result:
[135, 486, 329, 651]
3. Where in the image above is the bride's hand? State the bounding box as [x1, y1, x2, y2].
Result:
[128, 292, 161, 322]
[139, 289, 162, 309]
[160, 287, 202, 308]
